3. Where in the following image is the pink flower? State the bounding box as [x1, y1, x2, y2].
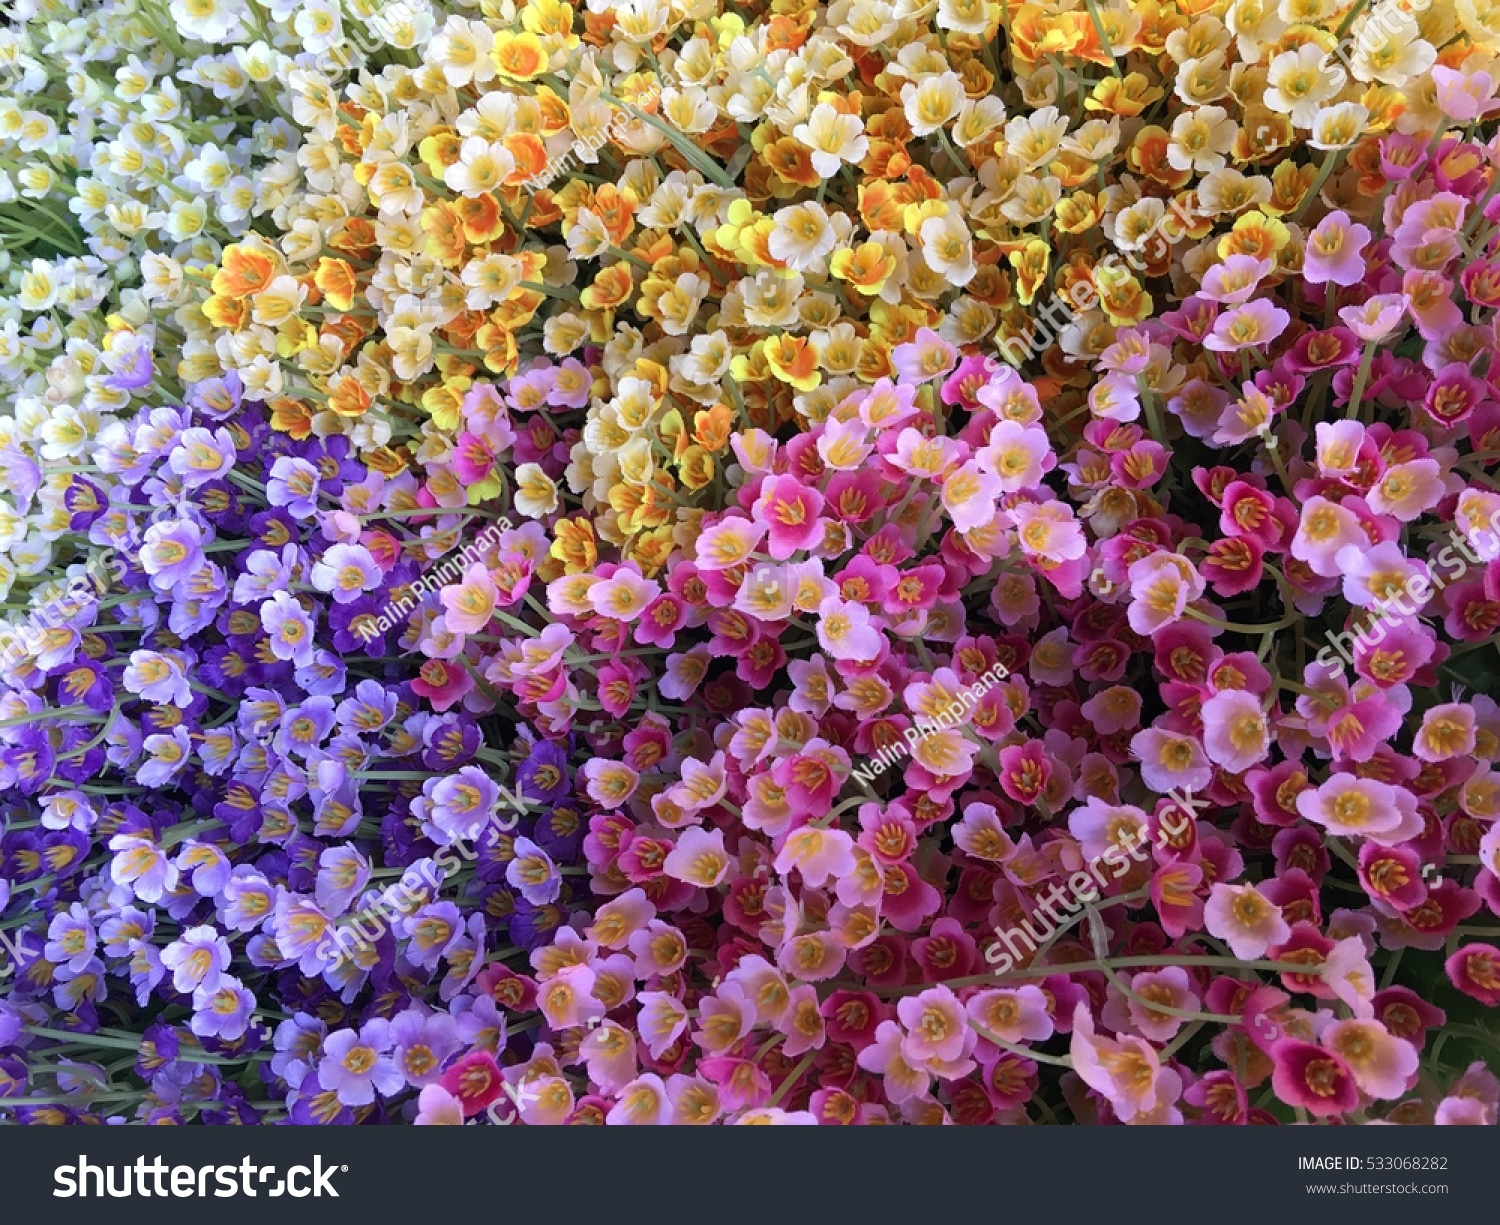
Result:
[1339, 293, 1409, 342]
[1204, 882, 1291, 959]
[1203, 300, 1290, 352]
[815, 595, 885, 662]
[1199, 689, 1269, 773]
[1446, 943, 1500, 1006]
[413, 1083, 464, 1124]
[663, 826, 731, 888]
[440, 564, 499, 635]
[1433, 65, 1500, 122]
[588, 569, 661, 621]
[1321, 1019, 1418, 1100]
[1126, 552, 1203, 635]
[1302, 211, 1370, 285]
[897, 985, 974, 1068]
[967, 986, 1054, 1044]
[1070, 1003, 1165, 1122]
[1296, 774, 1423, 845]
[607, 1074, 673, 1125]
[1198, 254, 1274, 304]
[855, 1020, 929, 1104]
[1123, 967, 1198, 1043]
[774, 825, 856, 887]
[891, 327, 958, 383]
[1290, 496, 1366, 577]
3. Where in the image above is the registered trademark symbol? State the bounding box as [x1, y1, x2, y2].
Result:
[341, 1166, 349, 1172]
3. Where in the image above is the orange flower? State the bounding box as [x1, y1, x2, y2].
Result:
[763, 136, 821, 188]
[201, 294, 249, 330]
[505, 133, 549, 185]
[453, 193, 505, 244]
[1127, 125, 1191, 187]
[313, 257, 358, 312]
[419, 130, 463, 179]
[763, 334, 821, 392]
[830, 240, 898, 296]
[212, 243, 279, 299]
[491, 31, 548, 80]
[269, 396, 316, 439]
[550, 517, 598, 574]
[421, 202, 467, 267]
[329, 217, 377, 260]
[590, 184, 635, 245]
[327, 375, 372, 418]
[1008, 6, 1079, 65]
[1087, 72, 1164, 117]
[580, 262, 636, 313]
[858, 180, 905, 232]
[692, 404, 734, 453]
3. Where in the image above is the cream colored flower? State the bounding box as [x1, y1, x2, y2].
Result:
[515, 463, 560, 519]
[919, 212, 976, 286]
[768, 203, 837, 271]
[1003, 105, 1069, 171]
[901, 72, 964, 136]
[1349, 9, 1436, 87]
[1167, 105, 1236, 173]
[793, 103, 869, 177]
[1265, 44, 1344, 126]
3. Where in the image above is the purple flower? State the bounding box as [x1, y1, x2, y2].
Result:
[315, 845, 371, 916]
[506, 836, 561, 906]
[108, 833, 178, 903]
[268, 456, 322, 518]
[318, 1021, 403, 1107]
[389, 1010, 461, 1087]
[136, 726, 192, 788]
[518, 740, 569, 804]
[260, 590, 317, 667]
[418, 765, 500, 845]
[44, 904, 96, 975]
[310, 542, 382, 604]
[123, 649, 192, 706]
[103, 334, 155, 392]
[161, 925, 232, 994]
[139, 519, 206, 592]
[190, 974, 256, 1041]
[168, 427, 237, 488]
[186, 371, 242, 420]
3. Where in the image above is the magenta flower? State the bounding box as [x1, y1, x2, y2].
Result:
[753, 475, 826, 558]
[1270, 1041, 1359, 1117]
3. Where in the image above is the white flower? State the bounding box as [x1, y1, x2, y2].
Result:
[1264, 44, 1343, 127]
[919, 212, 976, 286]
[1167, 105, 1236, 174]
[792, 103, 868, 177]
[443, 137, 516, 197]
[514, 463, 560, 519]
[427, 16, 497, 87]
[768, 202, 837, 271]
[1349, 9, 1434, 87]
[169, 0, 244, 42]
[294, 0, 344, 54]
[901, 72, 964, 136]
[1004, 105, 1070, 170]
[1309, 101, 1370, 150]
